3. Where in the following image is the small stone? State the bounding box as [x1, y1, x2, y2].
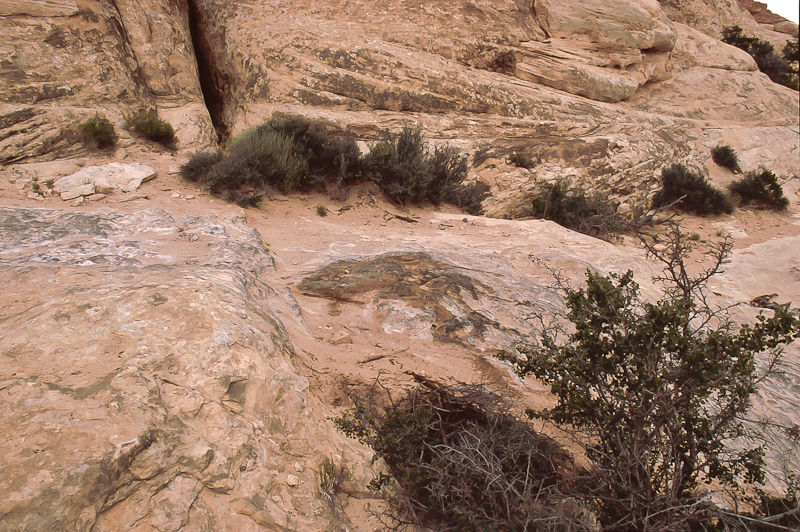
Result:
[61, 184, 95, 200]
[114, 148, 126, 159]
[293, 462, 304, 472]
[185, 194, 195, 200]
[189, 235, 199, 242]
[168, 165, 181, 174]
[286, 474, 300, 486]
[87, 194, 107, 201]
[330, 332, 353, 346]
[72, 196, 85, 205]
[171, 192, 181, 198]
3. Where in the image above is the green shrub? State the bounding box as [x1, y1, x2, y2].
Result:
[711, 145, 741, 173]
[179, 151, 222, 182]
[722, 26, 796, 90]
[316, 204, 327, 216]
[362, 126, 478, 210]
[507, 230, 799, 529]
[266, 113, 361, 187]
[529, 179, 624, 239]
[79, 114, 117, 150]
[729, 169, 789, 210]
[652, 163, 733, 215]
[125, 110, 176, 146]
[319, 457, 350, 501]
[335, 378, 573, 530]
[507, 151, 536, 169]
[206, 127, 307, 193]
[181, 115, 483, 213]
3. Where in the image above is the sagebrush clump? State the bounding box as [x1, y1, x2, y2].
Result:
[729, 169, 789, 210]
[652, 163, 733, 215]
[528, 179, 625, 240]
[125, 110, 176, 146]
[182, 115, 486, 213]
[79, 114, 117, 150]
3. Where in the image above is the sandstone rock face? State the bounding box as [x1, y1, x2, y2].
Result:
[0, 207, 383, 531]
[0, 0, 215, 162]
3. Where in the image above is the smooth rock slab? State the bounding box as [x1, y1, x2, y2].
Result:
[54, 163, 156, 199]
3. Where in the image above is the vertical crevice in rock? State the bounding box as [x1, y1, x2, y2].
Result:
[186, 0, 229, 141]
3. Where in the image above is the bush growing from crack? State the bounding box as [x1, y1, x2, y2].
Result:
[652, 163, 733, 215]
[729, 169, 789, 210]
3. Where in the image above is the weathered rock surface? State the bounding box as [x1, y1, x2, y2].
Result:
[54, 162, 157, 199]
[0, 206, 384, 531]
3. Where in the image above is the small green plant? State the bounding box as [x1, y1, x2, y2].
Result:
[688, 232, 701, 241]
[316, 204, 328, 216]
[711, 145, 741, 173]
[125, 110, 175, 146]
[729, 169, 789, 210]
[318, 457, 350, 501]
[79, 113, 117, 150]
[44, 179, 54, 188]
[652, 163, 734, 215]
[506, 151, 536, 169]
[529, 178, 625, 240]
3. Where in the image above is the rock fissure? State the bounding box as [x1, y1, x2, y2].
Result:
[186, 0, 229, 141]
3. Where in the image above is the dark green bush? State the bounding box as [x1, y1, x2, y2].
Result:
[265, 113, 361, 188]
[729, 169, 789, 210]
[507, 151, 536, 169]
[652, 164, 734, 215]
[181, 115, 483, 212]
[529, 179, 624, 239]
[722, 26, 796, 90]
[711, 145, 741, 173]
[335, 378, 572, 530]
[79, 114, 117, 150]
[362, 126, 477, 210]
[205, 127, 307, 193]
[179, 151, 221, 182]
[125, 110, 176, 146]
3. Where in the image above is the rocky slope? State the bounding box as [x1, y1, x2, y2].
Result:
[1, 0, 799, 530]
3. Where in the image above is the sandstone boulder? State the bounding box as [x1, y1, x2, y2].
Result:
[54, 163, 157, 199]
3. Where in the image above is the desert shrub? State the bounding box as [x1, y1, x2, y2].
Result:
[507, 151, 536, 169]
[529, 179, 624, 239]
[652, 163, 733, 215]
[335, 376, 577, 531]
[125, 110, 176, 146]
[711, 144, 740, 173]
[316, 204, 328, 216]
[507, 229, 799, 530]
[729, 169, 789, 210]
[79, 114, 117, 150]
[362, 126, 476, 209]
[180, 151, 222, 182]
[265, 113, 361, 188]
[206, 127, 307, 193]
[722, 26, 796, 90]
